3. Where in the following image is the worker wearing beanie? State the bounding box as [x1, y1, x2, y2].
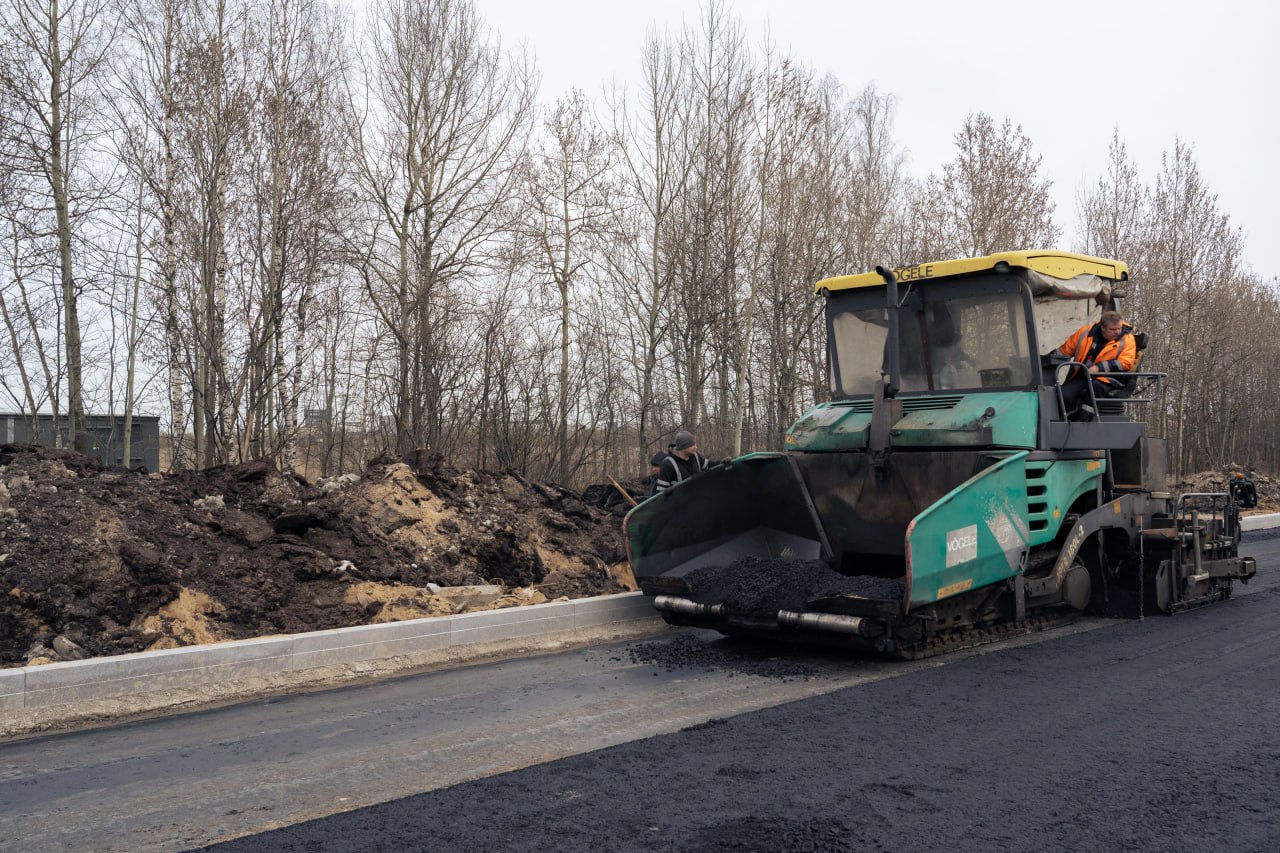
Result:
[654, 430, 714, 492]
[646, 449, 670, 496]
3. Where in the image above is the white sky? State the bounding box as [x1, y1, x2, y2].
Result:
[476, 0, 1279, 280]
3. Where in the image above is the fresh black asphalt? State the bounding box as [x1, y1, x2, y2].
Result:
[203, 536, 1280, 853]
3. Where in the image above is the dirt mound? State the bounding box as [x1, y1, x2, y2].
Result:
[0, 444, 633, 667]
[580, 477, 649, 511]
[1172, 465, 1279, 512]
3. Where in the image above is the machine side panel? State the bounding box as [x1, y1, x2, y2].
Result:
[905, 451, 1031, 607]
[787, 403, 870, 452]
[888, 392, 1037, 449]
[788, 392, 1038, 453]
[1025, 457, 1106, 547]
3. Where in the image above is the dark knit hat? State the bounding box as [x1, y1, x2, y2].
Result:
[673, 430, 695, 451]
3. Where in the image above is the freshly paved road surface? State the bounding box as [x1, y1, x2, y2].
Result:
[0, 625, 957, 851]
[3, 534, 1278, 853]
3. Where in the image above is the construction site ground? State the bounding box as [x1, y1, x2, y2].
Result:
[216, 555, 1280, 853]
[4, 531, 1276, 852]
[0, 444, 640, 669]
[1, 443, 1275, 672]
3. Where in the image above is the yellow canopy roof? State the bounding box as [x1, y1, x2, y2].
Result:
[815, 250, 1129, 294]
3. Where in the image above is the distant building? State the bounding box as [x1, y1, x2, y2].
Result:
[303, 407, 330, 429]
[0, 413, 161, 471]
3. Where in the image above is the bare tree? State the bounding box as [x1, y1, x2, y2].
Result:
[940, 112, 1060, 256]
[748, 59, 816, 446]
[348, 0, 534, 455]
[520, 89, 612, 483]
[605, 29, 689, 458]
[162, 0, 254, 466]
[750, 69, 858, 446]
[243, 0, 347, 471]
[1077, 132, 1266, 475]
[730, 46, 787, 456]
[1077, 129, 1147, 266]
[0, 0, 120, 452]
[1144, 140, 1244, 474]
[0, 77, 48, 422]
[103, 175, 152, 466]
[888, 176, 955, 265]
[671, 1, 754, 448]
[117, 0, 193, 468]
[0, 221, 58, 422]
[846, 83, 904, 270]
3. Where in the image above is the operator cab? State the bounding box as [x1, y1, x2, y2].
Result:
[826, 273, 1034, 397]
[817, 251, 1162, 449]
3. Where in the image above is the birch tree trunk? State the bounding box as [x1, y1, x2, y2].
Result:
[1, 0, 114, 453]
[47, 3, 88, 453]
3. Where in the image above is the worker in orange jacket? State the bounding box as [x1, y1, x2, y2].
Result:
[1054, 310, 1137, 420]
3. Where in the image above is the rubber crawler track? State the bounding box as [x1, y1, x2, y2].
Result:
[890, 610, 1081, 660]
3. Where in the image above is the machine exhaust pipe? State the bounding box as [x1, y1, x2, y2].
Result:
[653, 595, 726, 618]
[875, 265, 901, 399]
[776, 609, 871, 636]
[656, 598, 878, 638]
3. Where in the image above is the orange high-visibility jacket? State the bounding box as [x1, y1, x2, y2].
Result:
[1059, 321, 1137, 384]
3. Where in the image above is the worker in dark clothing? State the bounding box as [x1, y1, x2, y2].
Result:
[1054, 310, 1137, 420]
[654, 430, 714, 492]
[646, 450, 671, 496]
[1230, 471, 1258, 509]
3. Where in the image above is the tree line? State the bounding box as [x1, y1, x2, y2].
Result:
[1, 0, 1274, 486]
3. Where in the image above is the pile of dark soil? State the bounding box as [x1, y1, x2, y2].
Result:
[0, 444, 632, 667]
[682, 557, 902, 616]
[580, 477, 649, 511]
[1173, 465, 1279, 512]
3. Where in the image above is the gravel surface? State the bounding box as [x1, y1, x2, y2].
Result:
[623, 633, 823, 681]
[204, 571, 1280, 852]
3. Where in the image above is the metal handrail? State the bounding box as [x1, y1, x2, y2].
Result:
[1174, 491, 1229, 520]
[1048, 360, 1167, 417]
[1094, 370, 1166, 405]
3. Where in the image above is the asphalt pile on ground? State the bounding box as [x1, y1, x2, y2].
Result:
[682, 557, 903, 616]
[0, 444, 636, 668]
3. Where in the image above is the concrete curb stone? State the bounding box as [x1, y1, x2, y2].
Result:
[0, 667, 23, 713]
[1240, 512, 1280, 531]
[1, 591, 662, 720]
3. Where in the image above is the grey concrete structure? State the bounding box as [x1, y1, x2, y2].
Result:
[0, 412, 161, 470]
[1240, 512, 1280, 531]
[0, 591, 661, 715]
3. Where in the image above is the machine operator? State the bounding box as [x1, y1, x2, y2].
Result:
[1054, 310, 1137, 420]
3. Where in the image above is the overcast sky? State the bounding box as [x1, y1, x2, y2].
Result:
[474, 0, 1279, 281]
